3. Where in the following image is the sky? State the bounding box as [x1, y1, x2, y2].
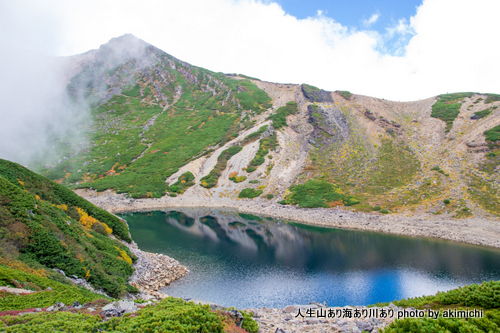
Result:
[1, 0, 499, 103]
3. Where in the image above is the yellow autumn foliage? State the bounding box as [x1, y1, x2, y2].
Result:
[115, 247, 132, 265]
[76, 207, 113, 235]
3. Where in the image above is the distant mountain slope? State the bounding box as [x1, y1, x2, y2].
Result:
[35, 35, 500, 219]
[0, 159, 136, 297]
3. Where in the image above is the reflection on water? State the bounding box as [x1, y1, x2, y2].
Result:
[122, 209, 500, 308]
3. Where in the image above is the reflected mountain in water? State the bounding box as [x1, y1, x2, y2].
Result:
[123, 209, 500, 308]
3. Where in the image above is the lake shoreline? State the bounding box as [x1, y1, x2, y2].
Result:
[76, 188, 500, 249]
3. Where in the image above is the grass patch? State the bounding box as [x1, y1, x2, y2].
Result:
[228, 172, 246, 183]
[0, 266, 108, 311]
[468, 174, 500, 216]
[474, 105, 498, 119]
[240, 125, 268, 145]
[238, 188, 263, 199]
[200, 146, 242, 188]
[486, 93, 500, 104]
[280, 180, 359, 208]
[246, 134, 278, 173]
[431, 93, 475, 132]
[485, 125, 500, 142]
[169, 172, 195, 194]
[336, 90, 353, 100]
[267, 102, 298, 129]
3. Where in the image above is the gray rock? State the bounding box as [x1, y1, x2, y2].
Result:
[228, 309, 243, 327]
[275, 328, 287, 333]
[102, 300, 138, 314]
[306, 318, 320, 325]
[101, 309, 123, 318]
[47, 302, 67, 312]
[356, 320, 373, 332]
[70, 301, 81, 309]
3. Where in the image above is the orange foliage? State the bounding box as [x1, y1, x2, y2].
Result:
[327, 200, 344, 208]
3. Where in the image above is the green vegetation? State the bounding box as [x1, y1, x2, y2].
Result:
[235, 80, 272, 112]
[229, 172, 246, 183]
[240, 125, 268, 145]
[431, 93, 475, 132]
[0, 159, 135, 297]
[200, 146, 242, 188]
[0, 159, 130, 242]
[383, 312, 500, 332]
[475, 105, 498, 119]
[0, 296, 259, 332]
[265, 194, 274, 199]
[0, 266, 107, 311]
[377, 279, 500, 332]
[248, 180, 260, 184]
[169, 172, 195, 194]
[336, 90, 353, 100]
[486, 93, 500, 104]
[485, 125, 500, 142]
[238, 188, 263, 199]
[302, 84, 320, 94]
[246, 134, 278, 173]
[468, 174, 500, 216]
[280, 180, 359, 208]
[122, 83, 141, 97]
[267, 102, 298, 129]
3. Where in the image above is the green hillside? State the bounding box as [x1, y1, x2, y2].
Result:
[0, 159, 135, 297]
[38, 35, 272, 198]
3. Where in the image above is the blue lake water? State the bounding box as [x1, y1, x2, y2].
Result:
[122, 209, 500, 309]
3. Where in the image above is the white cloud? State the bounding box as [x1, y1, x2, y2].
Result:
[363, 12, 380, 27]
[1, 0, 500, 103]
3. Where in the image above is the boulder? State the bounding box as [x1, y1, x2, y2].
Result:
[228, 309, 243, 327]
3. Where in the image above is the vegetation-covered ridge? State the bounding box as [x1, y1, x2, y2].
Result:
[431, 92, 500, 132]
[0, 159, 136, 298]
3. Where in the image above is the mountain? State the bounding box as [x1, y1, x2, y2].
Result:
[36, 34, 500, 218]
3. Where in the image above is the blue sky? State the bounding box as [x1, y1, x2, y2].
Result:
[277, 0, 421, 29]
[276, 0, 423, 55]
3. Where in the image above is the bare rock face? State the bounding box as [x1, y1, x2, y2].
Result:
[301, 84, 333, 103]
[307, 104, 350, 148]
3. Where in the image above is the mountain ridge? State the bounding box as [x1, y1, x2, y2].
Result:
[28, 34, 500, 220]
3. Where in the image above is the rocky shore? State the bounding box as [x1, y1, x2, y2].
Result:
[76, 189, 500, 249]
[246, 303, 407, 333]
[124, 240, 188, 300]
